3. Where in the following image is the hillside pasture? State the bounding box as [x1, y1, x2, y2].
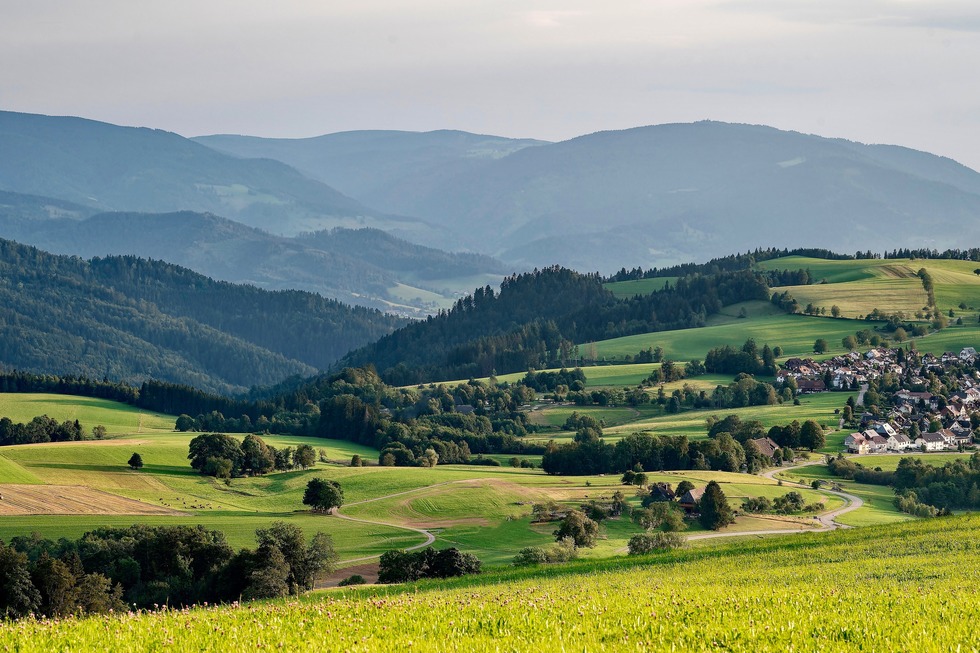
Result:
[592, 313, 864, 362]
[758, 256, 980, 320]
[0, 393, 175, 434]
[0, 484, 184, 516]
[603, 276, 675, 298]
[527, 389, 854, 443]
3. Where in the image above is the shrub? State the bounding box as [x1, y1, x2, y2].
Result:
[512, 547, 548, 567]
[546, 538, 579, 563]
[627, 532, 685, 555]
[741, 496, 773, 513]
[338, 574, 366, 587]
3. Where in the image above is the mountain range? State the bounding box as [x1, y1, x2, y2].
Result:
[4, 109, 980, 279]
[196, 122, 980, 272]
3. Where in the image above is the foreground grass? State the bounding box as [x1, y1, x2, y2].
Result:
[4, 516, 980, 651]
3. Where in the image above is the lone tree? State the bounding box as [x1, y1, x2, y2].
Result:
[698, 480, 735, 531]
[814, 338, 829, 354]
[553, 510, 599, 548]
[303, 478, 344, 513]
[127, 452, 143, 470]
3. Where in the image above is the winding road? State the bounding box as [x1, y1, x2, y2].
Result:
[325, 461, 864, 565]
[682, 462, 863, 542]
[328, 482, 464, 564]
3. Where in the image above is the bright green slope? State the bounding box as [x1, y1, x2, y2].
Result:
[0, 393, 174, 434]
[756, 256, 980, 320]
[5, 516, 980, 652]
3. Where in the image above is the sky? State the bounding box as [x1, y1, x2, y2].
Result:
[3, 0, 980, 169]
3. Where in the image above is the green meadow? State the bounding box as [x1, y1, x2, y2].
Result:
[6, 516, 980, 651]
[756, 256, 980, 320]
[593, 310, 864, 362]
[0, 393, 174, 434]
[603, 276, 675, 298]
[0, 394, 859, 566]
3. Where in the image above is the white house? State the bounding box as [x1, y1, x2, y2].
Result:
[844, 433, 869, 454]
[887, 433, 912, 451]
[916, 433, 947, 452]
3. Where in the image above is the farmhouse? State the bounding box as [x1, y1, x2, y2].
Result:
[797, 379, 827, 394]
[678, 487, 705, 511]
[648, 482, 676, 502]
[748, 437, 782, 463]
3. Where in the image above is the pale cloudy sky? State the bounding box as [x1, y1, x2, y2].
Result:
[2, 0, 979, 168]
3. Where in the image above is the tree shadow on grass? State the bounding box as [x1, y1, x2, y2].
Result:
[26, 462, 194, 476]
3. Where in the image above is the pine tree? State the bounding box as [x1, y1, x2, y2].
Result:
[698, 480, 734, 531]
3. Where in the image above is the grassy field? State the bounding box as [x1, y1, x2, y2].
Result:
[756, 256, 980, 321]
[603, 276, 675, 298]
[6, 516, 980, 651]
[0, 394, 861, 566]
[0, 393, 174, 434]
[527, 390, 852, 450]
[592, 311, 864, 362]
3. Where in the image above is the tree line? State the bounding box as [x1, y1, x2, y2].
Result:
[828, 454, 980, 514]
[0, 523, 336, 620]
[606, 247, 876, 282]
[0, 414, 95, 447]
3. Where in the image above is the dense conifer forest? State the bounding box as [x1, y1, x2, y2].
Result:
[0, 239, 404, 393]
[338, 266, 771, 384]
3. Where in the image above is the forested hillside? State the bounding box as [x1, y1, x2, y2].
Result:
[0, 239, 404, 394]
[338, 266, 770, 384]
[0, 202, 507, 314]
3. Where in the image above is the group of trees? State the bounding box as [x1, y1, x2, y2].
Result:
[542, 411, 827, 477]
[377, 547, 481, 583]
[704, 339, 780, 376]
[520, 368, 586, 393]
[0, 523, 336, 619]
[826, 454, 980, 513]
[188, 433, 317, 478]
[0, 414, 92, 446]
[742, 491, 824, 515]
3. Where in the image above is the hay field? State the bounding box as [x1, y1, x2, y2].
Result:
[0, 484, 185, 516]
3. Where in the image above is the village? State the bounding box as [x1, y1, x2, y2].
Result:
[776, 345, 980, 455]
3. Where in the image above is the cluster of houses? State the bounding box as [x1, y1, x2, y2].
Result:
[778, 346, 980, 454]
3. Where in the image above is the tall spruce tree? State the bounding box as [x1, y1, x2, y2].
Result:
[698, 480, 735, 530]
